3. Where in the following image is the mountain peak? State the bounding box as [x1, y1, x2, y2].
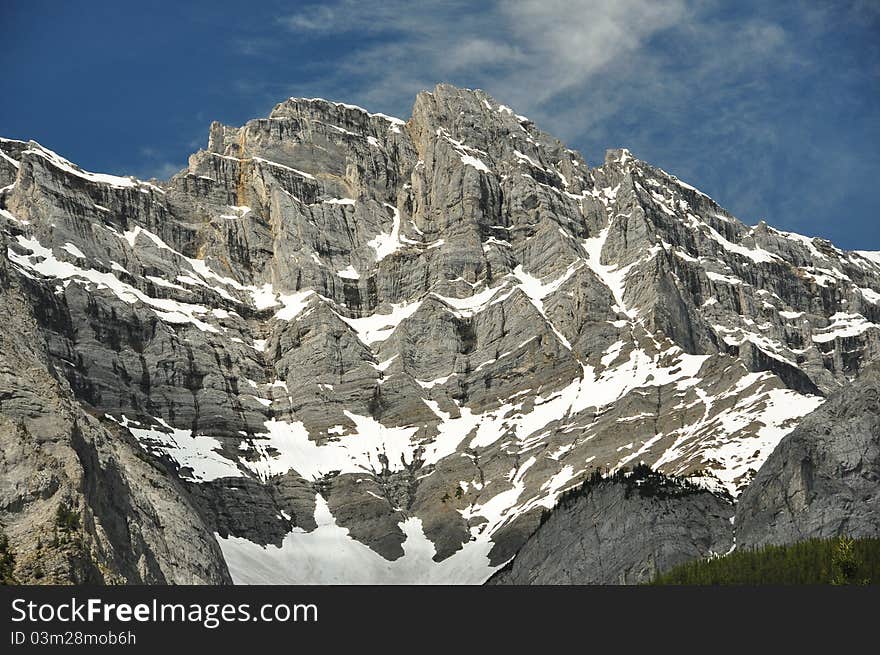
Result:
[2, 84, 879, 584]
[603, 147, 636, 167]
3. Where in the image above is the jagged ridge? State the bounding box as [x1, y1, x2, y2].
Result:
[2, 84, 880, 583]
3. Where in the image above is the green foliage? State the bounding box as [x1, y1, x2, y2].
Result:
[52, 501, 83, 549]
[831, 536, 868, 585]
[442, 486, 465, 504]
[623, 462, 707, 500]
[538, 464, 716, 527]
[55, 502, 80, 533]
[0, 532, 16, 585]
[650, 536, 880, 585]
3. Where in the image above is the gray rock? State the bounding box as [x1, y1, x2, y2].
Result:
[2, 84, 880, 583]
[0, 237, 230, 584]
[489, 473, 734, 584]
[736, 363, 880, 548]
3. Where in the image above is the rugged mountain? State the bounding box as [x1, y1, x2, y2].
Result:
[736, 362, 880, 548]
[492, 368, 880, 585]
[488, 468, 733, 585]
[0, 234, 229, 583]
[2, 83, 879, 583]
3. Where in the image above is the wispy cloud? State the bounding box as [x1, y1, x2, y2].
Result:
[135, 147, 184, 181]
[225, 0, 878, 245]
[276, 6, 342, 33]
[267, 1, 788, 140]
[148, 161, 184, 181]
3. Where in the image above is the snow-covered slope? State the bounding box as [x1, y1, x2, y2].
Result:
[2, 85, 879, 583]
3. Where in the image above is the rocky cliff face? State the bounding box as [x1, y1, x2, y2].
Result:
[2, 84, 879, 583]
[488, 470, 733, 585]
[0, 233, 230, 583]
[492, 368, 880, 585]
[736, 363, 880, 548]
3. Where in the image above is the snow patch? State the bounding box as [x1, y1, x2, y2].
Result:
[217, 495, 501, 584]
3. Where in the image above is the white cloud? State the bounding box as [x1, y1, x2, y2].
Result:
[137, 161, 181, 181]
[500, 0, 687, 97]
[277, 6, 341, 33]
[267, 1, 789, 145]
[233, 1, 872, 242]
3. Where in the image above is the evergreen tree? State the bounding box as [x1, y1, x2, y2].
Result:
[650, 536, 879, 585]
[55, 501, 80, 532]
[0, 532, 15, 585]
[831, 536, 863, 585]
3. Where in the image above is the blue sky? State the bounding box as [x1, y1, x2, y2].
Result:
[1, 0, 878, 248]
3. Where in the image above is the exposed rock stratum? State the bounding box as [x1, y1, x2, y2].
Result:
[1, 84, 879, 583]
